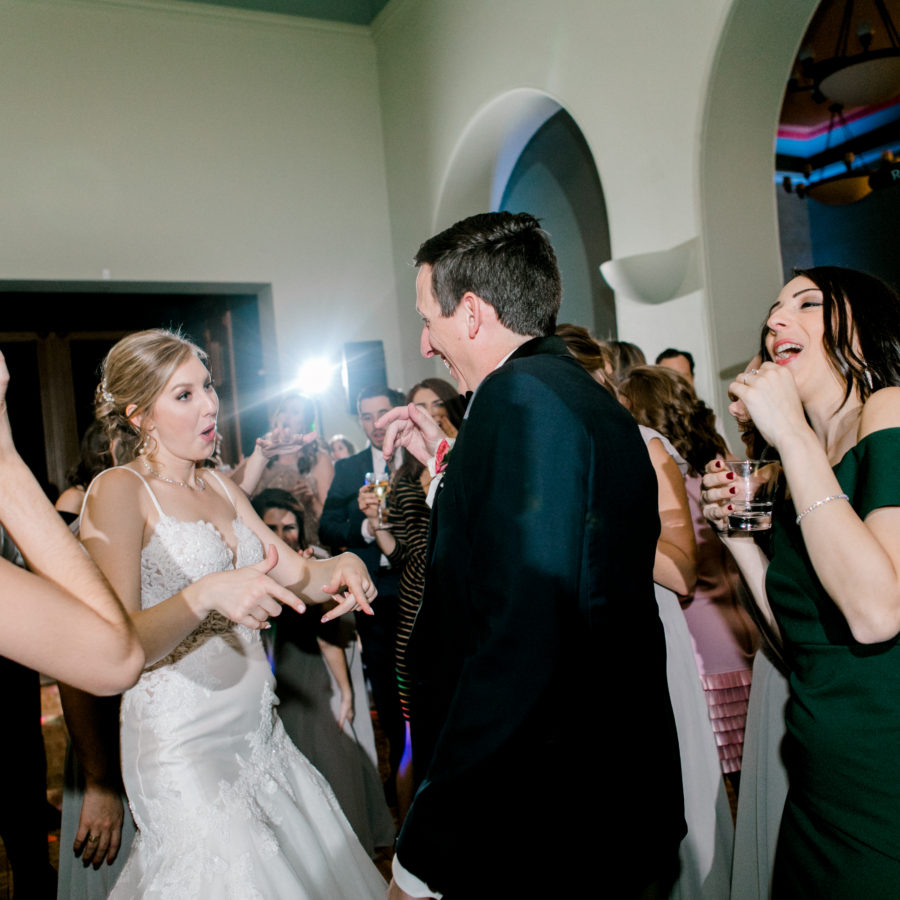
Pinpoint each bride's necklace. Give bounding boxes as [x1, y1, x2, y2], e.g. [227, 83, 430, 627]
[141, 457, 206, 492]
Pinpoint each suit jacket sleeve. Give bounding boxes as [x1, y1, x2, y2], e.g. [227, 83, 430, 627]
[396, 366, 612, 889]
[318, 455, 367, 551]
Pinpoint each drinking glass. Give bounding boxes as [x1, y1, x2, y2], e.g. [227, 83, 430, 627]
[364, 472, 392, 530]
[725, 459, 781, 532]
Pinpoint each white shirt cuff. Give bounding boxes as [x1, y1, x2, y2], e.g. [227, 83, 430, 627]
[425, 473, 442, 508]
[361, 519, 376, 543]
[392, 855, 442, 899]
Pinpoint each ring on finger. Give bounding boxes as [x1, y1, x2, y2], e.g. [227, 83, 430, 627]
[86, 834, 99, 843]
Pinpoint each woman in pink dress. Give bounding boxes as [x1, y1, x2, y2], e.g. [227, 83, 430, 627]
[619, 365, 760, 784]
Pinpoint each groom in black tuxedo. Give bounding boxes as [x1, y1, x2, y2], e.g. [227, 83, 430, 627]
[382, 212, 685, 899]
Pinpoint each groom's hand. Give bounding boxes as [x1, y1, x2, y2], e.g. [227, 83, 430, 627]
[378, 403, 444, 466]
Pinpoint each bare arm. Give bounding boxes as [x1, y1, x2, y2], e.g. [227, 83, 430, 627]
[58, 684, 125, 868]
[731, 368, 900, 643]
[647, 438, 697, 596]
[80, 470, 307, 665]
[701, 458, 780, 639]
[0, 356, 143, 694]
[227, 482, 377, 623]
[317, 637, 354, 729]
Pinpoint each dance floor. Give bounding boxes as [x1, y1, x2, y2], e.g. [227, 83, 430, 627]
[0, 682, 394, 898]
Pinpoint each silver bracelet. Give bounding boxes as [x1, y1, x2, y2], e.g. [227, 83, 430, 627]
[795, 493, 849, 524]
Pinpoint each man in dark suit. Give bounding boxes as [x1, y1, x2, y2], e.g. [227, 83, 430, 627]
[319, 385, 406, 794]
[381, 212, 685, 899]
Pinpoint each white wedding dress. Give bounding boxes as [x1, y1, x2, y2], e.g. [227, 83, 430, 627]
[104, 468, 386, 899]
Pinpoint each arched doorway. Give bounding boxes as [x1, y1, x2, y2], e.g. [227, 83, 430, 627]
[433, 89, 613, 336]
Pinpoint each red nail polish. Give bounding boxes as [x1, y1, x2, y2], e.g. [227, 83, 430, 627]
[727, 505, 734, 511]
[729, 486, 737, 494]
[726, 472, 734, 480]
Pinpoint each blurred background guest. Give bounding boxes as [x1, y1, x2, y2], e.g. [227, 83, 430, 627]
[252, 488, 394, 856]
[357, 377, 463, 818]
[328, 434, 356, 461]
[619, 365, 759, 787]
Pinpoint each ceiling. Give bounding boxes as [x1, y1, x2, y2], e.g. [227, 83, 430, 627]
[178, 0, 391, 26]
[777, 0, 900, 181]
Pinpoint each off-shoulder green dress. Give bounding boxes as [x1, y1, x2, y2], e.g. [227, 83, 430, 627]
[768, 427, 900, 897]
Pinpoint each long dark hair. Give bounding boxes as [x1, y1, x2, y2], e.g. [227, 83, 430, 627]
[618, 366, 727, 476]
[394, 378, 464, 484]
[761, 267, 900, 406]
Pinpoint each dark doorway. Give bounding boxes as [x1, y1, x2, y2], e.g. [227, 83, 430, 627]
[0, 282, 273, 496]
[500, 109, 615, 336]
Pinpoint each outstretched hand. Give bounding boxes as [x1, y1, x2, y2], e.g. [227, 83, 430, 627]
[203, 544, 305, 629]
[256, 426, 316, 460]
[319, 552, 377, 623]
[378, 403, 446, 465]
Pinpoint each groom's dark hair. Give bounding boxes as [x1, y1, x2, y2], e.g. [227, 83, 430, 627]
[414, 211, 561, 338]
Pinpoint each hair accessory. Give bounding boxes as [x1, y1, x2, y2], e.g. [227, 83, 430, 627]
[141, 457, 206, 491]
[795, 493, 849, 524]
[100, 380, 115, 404]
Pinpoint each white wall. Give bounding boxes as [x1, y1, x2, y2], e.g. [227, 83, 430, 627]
[0, 0, 397, 440]
[373, 0, 733, 405]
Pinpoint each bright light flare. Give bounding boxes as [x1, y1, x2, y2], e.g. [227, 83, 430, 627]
[295, 357, 335, 395]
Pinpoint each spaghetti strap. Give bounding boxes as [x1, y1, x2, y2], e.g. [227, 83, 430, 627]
[84, 466, 166, 518]
[206, 469, 237, 511]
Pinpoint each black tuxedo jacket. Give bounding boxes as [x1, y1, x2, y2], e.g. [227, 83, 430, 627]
[318, 446, 383, 577]
[396, 336, 685, 897]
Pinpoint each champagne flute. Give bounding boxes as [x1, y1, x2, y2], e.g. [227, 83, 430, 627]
[364, 472, 392, 530]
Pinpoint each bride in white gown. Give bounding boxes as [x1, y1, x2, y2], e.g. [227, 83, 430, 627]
[79, 329, 386, 899]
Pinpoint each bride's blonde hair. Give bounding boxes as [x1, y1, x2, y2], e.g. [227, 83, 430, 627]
[95, 329, 207, 462]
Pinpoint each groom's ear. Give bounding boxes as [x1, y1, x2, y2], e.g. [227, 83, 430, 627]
[461, 293, 485, 339]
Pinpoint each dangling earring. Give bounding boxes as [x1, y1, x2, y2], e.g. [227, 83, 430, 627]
[864, 368, 874, 391]
[138, 432, 151, 455]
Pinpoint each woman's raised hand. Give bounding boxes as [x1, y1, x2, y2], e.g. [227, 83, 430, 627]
[701, 458, 735, 532]
[256, 426, 314, 460]
[195, 544, 305, 629]
[728, 361, 807, 450]
[357, 484, 380, 524]
[320, 552, 377, 623]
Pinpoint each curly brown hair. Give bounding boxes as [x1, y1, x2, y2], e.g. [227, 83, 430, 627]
[617, 366, 727, 475]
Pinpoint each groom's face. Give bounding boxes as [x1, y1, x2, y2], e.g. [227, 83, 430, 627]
[416, 265, 468, 390]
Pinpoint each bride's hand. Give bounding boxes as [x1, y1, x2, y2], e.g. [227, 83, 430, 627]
[319, 552, 377, 623]
[193, 545, 305, 629]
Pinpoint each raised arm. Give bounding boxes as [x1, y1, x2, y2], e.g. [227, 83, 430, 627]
[0, 355, 143, 694]
[227, 482, 376, 623]
[725, 362, 900, 642]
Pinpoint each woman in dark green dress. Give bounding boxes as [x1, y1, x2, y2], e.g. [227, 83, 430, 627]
[702, 267, 900, 898]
